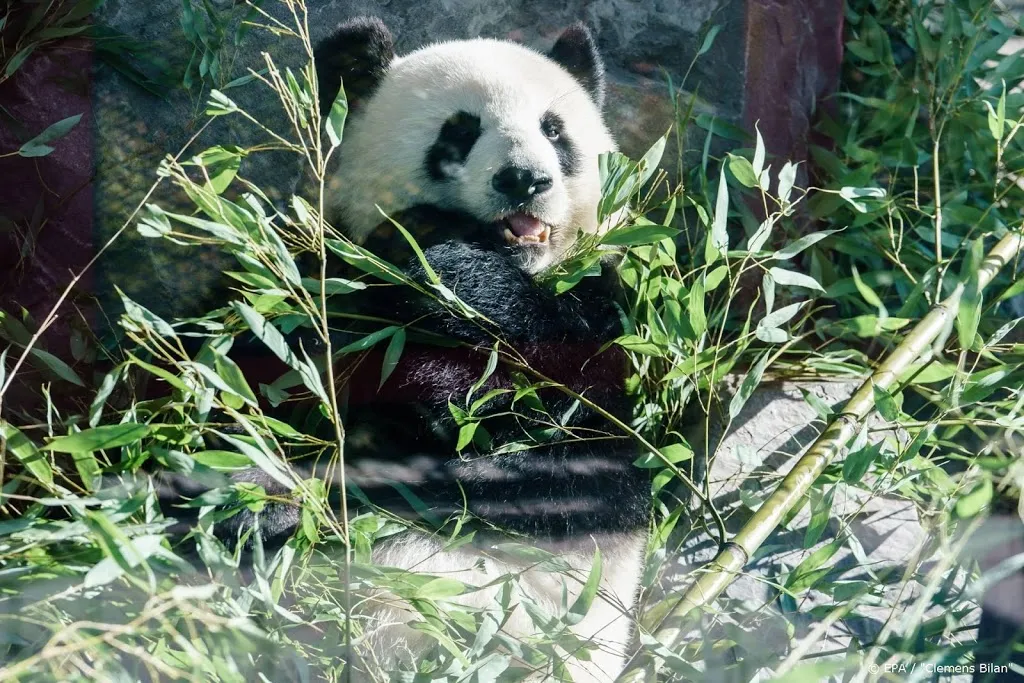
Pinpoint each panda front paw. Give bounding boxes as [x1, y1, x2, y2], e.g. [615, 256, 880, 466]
[418, 241, 522, 283]
[216, 468, 302, 549]
[411, 241, 619, 343]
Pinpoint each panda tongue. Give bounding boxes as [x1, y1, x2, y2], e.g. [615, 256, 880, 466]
[507, 213, 545, 238]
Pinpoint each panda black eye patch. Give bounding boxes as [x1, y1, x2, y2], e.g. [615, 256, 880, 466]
[425, 111, 482, 181]
[541, 112, 582, 177]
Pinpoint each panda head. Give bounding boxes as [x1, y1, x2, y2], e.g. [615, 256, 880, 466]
[316, 17, 618, 274]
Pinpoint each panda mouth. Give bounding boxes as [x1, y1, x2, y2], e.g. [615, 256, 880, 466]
[499, 212, 551, 246]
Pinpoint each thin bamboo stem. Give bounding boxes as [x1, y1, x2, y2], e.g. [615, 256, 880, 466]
[617, 228, 1024, 681]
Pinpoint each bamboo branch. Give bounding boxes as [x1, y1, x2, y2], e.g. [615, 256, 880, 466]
[617, 228, 1024, 681]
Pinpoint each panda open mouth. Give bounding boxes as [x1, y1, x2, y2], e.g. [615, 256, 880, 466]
[498, 212, 551, 246]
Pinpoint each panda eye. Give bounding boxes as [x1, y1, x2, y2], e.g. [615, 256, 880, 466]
[542, 120, 561, 141]
[446, 111, 481, 139]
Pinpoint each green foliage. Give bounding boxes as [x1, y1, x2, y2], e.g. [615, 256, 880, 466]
[0, 0, 1022, 681]
[811, 0, 1024, 513]
[16, 114, 82, 158]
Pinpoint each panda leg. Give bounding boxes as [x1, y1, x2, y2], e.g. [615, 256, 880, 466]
[519, 531, 646, 682]
[350, 529, 646, 681]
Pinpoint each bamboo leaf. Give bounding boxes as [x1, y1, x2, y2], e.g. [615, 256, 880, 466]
[706, 164, 730, 264]
[337, 326, 399, 355]
[637, 133, 667, 188]
[752, 125, 766, 178]
[325, 82, 349, 148]
[71, 450, 102, 492]
[456, 423, 477, 452]
[189, 145, 243, 194]
[4, 46, 36, 80]
[191, 450, 252, 470]
[756, 326, 788, 344]
[757, 301, 805, 334]
[301, 277, 366, 295]
[852, 265, 887, 318]
[297, 344, 330, 407]
[747, 217, 775, 253]
[1, 420, 53, 485]
[136, 204, 170, 238]
[468, 345, 500, 400]
[600, 223, 679, 246]
[379, 327, 406, 388]
[127, 352, 192, 394]
[206, 89, 239, 116]
[772, 230, 841, 261]
[985, 83, 1007, 141]
[45, 424, 151, 453]
[89, 365, 124, 427]
[777, 161, 798, 206]
[762, 271, 776, 315]
[956, 238, 985, 350]
[705, 265, 729, 292]
[301, 505, 319, 543]
[955, 478, 993, 518]
[19, 114, 82, 158]
[379, 209, 441, 285]
[230, 302, 294, 364]
[800, 388, 834, 420]
[871, 384, 900, 421]
[727, 153, 759, 188]
[633, 443, 693, 468]
[415, 577, 467, 600]
[120, 290, 178, 338]
[566, 547, 602, 626]
[768, 267, 825, 292]
[214, 431, 295, 490]
[688, 278, 707, 338]
[839, 186, 885, 213]
[636, 631, 704, 677]
[697, 25, 721, 56]
[260, 220, 302, 286]
[213, 351, 259, 406]
[230, 302, 328, 404]
[985, 100, 1002, 141]
[29, 347, 85, 387]
[729, 353, 769, 419]
[617, 334, 664, 357]
[803, 485, 835, 547]
[842, 441, 883, 484]
[84, 534, 166, 589]
[785, 537, 843, 593]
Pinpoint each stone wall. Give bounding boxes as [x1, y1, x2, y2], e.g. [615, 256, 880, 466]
[0, 0, 844, 395]
[69, 0, 751, 324]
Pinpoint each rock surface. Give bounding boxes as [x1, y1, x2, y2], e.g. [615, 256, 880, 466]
[651, 379, 979, 680]
[85, 0, 747, 323]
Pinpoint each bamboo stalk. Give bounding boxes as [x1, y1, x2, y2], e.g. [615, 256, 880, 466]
[617, 228, 1024, 681]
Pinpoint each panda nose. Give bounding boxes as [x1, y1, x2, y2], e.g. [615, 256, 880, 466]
[491, 167, 552, 202]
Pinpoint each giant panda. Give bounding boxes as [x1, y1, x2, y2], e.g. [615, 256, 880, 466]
[212, 17, 652, 682]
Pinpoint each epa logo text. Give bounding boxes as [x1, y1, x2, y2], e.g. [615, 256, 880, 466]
[881, 663, 1009, 675]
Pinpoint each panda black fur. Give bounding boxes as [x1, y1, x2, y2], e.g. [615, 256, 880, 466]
[210, 17, 650, 681]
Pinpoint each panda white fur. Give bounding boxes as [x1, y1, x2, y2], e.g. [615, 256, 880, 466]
[318, 17, 620, 274]
[216, 17, 651, 682]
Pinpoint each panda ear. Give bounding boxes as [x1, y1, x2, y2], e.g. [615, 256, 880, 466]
[548, 22, 606, 109]
[315, 16, 395, 115]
